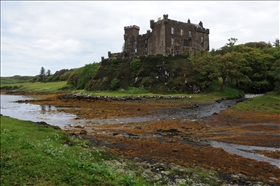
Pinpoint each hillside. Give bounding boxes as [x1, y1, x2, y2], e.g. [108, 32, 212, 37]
[91, 55, 199, 93]
[1, 75, 34, 84]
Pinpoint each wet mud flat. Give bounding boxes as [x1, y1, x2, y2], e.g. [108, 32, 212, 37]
[7, 93, 280, 185]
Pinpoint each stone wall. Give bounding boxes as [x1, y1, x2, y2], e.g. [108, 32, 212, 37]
[107, 14, 210, 59]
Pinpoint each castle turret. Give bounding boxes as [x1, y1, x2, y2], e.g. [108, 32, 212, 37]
[163, 14, 168, 24]
[124, 25, 140, 39]
[150, 20, 154, 29]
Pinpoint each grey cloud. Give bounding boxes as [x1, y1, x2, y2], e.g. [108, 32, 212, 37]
[1, 1, 279, 76]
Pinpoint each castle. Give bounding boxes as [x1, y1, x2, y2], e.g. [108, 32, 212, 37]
[104, 14, 210, 59]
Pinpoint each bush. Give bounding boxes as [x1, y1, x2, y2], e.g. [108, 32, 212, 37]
[110, 78, 120, 90]
[130, 58, 142, 78]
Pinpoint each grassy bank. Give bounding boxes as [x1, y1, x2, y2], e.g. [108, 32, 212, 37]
[1, 116, 224, 186]
[0, 81, 67, 92]
[0, 116, 148, 186]
[232, 92, 280, 114]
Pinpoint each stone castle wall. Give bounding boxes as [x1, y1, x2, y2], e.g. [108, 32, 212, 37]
[103, 14, 210, 60]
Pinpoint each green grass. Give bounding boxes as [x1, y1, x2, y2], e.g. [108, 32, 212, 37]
[1, 81, 68, 92]
[1, 81, 245, 104]
[73, 85, 245, 104]
[0, 116, 148, 186]
[232, 92, 280, 114]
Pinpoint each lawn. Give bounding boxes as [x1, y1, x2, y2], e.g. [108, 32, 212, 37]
[0, 116, 148, 186]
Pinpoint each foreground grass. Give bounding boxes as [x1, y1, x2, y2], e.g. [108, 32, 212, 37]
[1, 116, 223, 186]
[232, 92, 280, 114]
[0, 116, 148, 186]
[1, 81, 67, 92]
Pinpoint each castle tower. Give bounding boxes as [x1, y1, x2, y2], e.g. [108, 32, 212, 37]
[124, 25, 140, 40]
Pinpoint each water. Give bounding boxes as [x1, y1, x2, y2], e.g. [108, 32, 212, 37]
[0, 95, 77, 128]
[1, 94, 279, 168]
[207, 141, 280, 168]
[81, 98, 243, 125]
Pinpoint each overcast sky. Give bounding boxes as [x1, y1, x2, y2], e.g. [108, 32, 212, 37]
[1, 1, 279, 77]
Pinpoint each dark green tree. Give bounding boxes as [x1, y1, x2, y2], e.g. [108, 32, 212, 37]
[46, 69, 51, 77]
[110, 78, 120, 90]
[39, 67, 46, 82]
[192, 51, 219, 90]
[273, 39, 279, 47]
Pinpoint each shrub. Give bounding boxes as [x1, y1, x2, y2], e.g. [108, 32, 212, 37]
[130, 58, 142, 78]
[110, 78, 120, 90]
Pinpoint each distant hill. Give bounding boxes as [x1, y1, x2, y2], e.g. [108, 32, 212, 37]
[1, 75, 34, 84]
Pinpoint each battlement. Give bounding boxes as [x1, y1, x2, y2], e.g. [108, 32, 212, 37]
[108, 14, 210, 60]
[124, 25, 140, 30]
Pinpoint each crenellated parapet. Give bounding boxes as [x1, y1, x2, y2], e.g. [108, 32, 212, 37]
[124, 25, 140, 38]
[106, 14, 210, 61]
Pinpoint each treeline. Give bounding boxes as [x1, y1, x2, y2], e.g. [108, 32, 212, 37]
[192, 38, 280, 93]
[31, 67, 75, 83]
[22, 38, 280, 94]
[79, 38, 279, 94]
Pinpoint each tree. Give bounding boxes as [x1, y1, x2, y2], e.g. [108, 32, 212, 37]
[46, 69, 51, 77]
[39, 67, 46, 82]
[110, 78, 120, 90]
[226, 38, 238, 48]
[130, 58, 142, 79]
[273, 39, 279, 47]
[67, 63, 100, 90]
[192, 51, 219, 90]
[214, 51, 252, 90]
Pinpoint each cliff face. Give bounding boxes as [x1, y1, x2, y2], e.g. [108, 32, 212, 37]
[91, 55, 200, 93]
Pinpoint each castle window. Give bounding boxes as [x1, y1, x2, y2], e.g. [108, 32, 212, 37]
[201, 36, 204, 42]
[189, 30, 192, 37]
[181, 39, 184, 46]
[135, 48, 137, 53]
[171, 38, 174, 45]
[171, 27, 174, 34]
[180, 29, 183, 36]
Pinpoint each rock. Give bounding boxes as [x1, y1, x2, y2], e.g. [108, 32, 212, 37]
[74, 125, 84, 128]
[269, 177, 278, 181]
[153, 174, 162, 181]
[79, 130, 87, 135]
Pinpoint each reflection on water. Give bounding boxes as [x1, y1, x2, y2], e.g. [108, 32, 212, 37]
[1, 95, 77, 128]
[40, 105, 57, 113]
